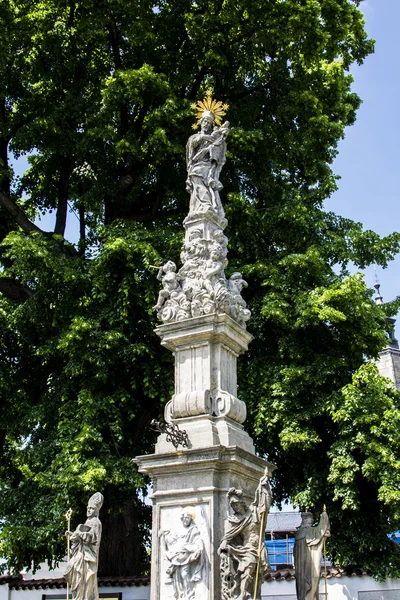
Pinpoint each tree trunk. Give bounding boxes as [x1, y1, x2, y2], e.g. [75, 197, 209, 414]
[98, 486, 150, 576]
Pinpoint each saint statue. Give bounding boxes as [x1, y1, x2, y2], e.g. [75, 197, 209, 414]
[186, 92, 230, 218]
[219, 472, 272, 600]
[159, 507, 205, 600]
[64, 492, 104, 600]
[293, 510, 330, 600]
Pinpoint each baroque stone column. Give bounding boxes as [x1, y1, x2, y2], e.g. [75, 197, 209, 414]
[134, 93, 274, 600]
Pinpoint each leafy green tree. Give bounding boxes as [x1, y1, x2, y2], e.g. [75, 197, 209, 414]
[1, 0, 400, 578]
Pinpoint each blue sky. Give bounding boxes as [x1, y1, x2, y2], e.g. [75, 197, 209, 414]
[326, 0, 400, 319]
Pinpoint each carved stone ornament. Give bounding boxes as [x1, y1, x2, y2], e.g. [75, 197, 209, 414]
[218, 471, 273, 600]
[150, 418, 189, 449]
[159, 507, 206, 600]
[154, 93, 251, 329]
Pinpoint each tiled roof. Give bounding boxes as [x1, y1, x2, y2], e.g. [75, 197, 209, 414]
[266, 512, 302, 533]
[325, 567, 371, 578]
[2, 568, 371, 590]
[0, 575, 22, 586]
[8, 575, 150, 590]
[264, 567, 371, 582]
[10, 578, 64, 591]
[99, 576, 150, 588]
[265, 569, 296, 582]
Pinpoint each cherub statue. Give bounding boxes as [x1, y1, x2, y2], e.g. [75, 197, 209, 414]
[153, 261, 180, 312]
[203, 246, 227, 303]
[180, 229, 207, 273]
[211, 228, 228, 261]
[228, 272, 251, 326]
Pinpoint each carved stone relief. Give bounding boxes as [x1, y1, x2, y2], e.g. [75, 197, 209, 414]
[159, 504, 210, 600]
[154, 221, 251, 328]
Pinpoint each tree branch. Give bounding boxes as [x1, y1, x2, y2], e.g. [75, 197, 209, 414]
[0, 277, 33, 301]
[54, 155, 72, 236]
[125, 205, 181, 223]
[104, 193, 114, 225]
[78, 202, 86, 255]
[0, 190, 43, 234]
[189, 66, 207, 101]
[7, 117, 31, 142]
[108, 17, 122, 70]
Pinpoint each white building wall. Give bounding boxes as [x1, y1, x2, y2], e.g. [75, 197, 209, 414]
[0, 583, 170, 600]
[0, 585, 9, 600]
[97, 584, 150, 600]
[1, 576, 399, 600]
[260, 576, 400, 600]
[0, 584, 150, 600]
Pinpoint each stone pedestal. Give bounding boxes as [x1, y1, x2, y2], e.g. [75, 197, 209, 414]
[134, 312, 273, 600]
[135, 446, 270, 600]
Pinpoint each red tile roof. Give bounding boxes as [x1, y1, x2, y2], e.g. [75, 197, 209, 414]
[7, 575, 150, 590]
[265, 567, 371, 581]
[0, 575, 22, 586]
[0, 567, 371, 590]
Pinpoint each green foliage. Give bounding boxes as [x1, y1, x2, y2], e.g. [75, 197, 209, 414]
[1, 0, 400, 579]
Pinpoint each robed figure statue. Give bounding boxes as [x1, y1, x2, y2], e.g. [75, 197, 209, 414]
[294, 511, 330, 600]
[186, 110, 229, 219]
[159, 507, 205, 600]
[65, 492, 104, 600]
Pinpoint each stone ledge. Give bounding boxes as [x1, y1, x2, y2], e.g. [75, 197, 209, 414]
[135, 444, 270, 472]
[155, 312, 253, 354]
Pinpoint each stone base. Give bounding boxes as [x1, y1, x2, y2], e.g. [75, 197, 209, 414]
[134, 446, 272, 600]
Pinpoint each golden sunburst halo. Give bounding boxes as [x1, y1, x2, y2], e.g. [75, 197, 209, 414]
[191, 90, 229, 129]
